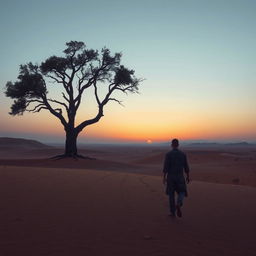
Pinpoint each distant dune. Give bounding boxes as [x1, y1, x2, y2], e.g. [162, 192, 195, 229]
[0, 137, 56, 159]
[0, 137, 52, 149]
[187, 141, 254, 147]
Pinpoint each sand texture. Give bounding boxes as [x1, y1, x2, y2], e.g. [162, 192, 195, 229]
[0, 143, 256, 255]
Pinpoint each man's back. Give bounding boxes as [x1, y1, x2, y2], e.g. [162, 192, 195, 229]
[163, 148, 189, 176]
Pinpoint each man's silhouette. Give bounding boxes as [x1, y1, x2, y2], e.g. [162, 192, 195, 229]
[163, 139, 190, 217]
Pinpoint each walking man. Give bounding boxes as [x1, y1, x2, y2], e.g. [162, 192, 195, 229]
[163, 139, 190, 217]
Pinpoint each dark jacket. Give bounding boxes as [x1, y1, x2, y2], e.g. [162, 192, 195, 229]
[163, 148, 190, 196]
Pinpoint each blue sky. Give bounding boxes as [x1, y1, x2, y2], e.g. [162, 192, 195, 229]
[0, 0, 255, 143]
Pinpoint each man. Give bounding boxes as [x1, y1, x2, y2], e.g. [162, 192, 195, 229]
[163, 138, 190, 217]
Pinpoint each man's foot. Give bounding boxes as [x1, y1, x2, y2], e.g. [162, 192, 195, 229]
[176, 205, 182, 218]
[168, 213, 176, 217]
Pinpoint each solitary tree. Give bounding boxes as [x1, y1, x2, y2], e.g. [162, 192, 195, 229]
[5, 41, 141, 157]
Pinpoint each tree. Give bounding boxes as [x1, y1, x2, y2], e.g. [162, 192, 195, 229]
[5, 41, 141, 157]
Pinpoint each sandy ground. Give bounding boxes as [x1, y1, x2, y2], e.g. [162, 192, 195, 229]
[0, 166, 255, 256]
[0, 144, 256, 255]
[1, 144, 256, 187]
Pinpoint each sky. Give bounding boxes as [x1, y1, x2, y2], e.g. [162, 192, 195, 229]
[0, 0, 255, 144]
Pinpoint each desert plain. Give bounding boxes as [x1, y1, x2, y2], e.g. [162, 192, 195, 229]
[0, 138, 256, 256]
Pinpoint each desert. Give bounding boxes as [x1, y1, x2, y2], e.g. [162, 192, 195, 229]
[0, 138, 256, 256]
[1, 1, 255, 255]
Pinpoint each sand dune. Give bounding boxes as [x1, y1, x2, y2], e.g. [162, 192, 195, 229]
[0, 137, 51, 149]
[0, 166, 255, 256]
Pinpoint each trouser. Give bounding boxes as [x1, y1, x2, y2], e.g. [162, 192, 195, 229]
[168, 191, 185, 215]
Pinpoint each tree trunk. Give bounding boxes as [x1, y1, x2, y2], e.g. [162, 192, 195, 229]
[65, 128, 78, 157]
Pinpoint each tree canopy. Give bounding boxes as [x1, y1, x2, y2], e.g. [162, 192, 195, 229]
[5, 41, 141, 157]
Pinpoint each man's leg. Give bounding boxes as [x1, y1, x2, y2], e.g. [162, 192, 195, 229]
[176, 192, 185, 217]
[177, 192, 185, 207]
[168, 189, 176, 216]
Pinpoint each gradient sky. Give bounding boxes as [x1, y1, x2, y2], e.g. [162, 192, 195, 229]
[0, 0, 255, 143]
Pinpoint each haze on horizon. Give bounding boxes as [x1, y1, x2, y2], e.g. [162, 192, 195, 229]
[0, 0, 255, 144]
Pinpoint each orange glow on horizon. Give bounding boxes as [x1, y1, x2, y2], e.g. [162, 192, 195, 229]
[2, 103, 256, 142]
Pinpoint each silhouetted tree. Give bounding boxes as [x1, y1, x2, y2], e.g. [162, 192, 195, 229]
[5, 41, 141, 157]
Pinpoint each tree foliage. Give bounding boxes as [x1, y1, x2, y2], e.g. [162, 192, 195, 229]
[6, 41, 140, 123]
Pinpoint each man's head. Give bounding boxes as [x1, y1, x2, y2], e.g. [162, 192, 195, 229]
[171, 138, 179, 148]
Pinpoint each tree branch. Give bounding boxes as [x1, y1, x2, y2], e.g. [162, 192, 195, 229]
[41, 94, 67, 127]
[115, 84, 138, 94]
[108, 82, 115, 92]
[108, 98, 124, 106]
[76, 105, 104, 133]
[47, 98, 69, 112]
[74, 62, 110, 111]
[74, 76, 94, 112]
[46, 75, 63, 84]
[50, 69, 70, 95]
[26, 103, 46, 113]
[26, 99, 44, 104]
[54, 108, 63, 115]
[75, 83, 117, 132]
[93, 81, 101, 105]
[62, 92, 69, 103]
[32, 106, 48, 113]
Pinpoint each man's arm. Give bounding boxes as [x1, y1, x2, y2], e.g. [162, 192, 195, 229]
[163, 154, 168, 184]
[163, 172, 167, 185]
[184, 154, 190, 184]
